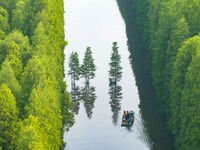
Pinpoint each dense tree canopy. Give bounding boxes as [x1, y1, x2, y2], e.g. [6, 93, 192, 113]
[0, 0, 73, 149]
[0, 84, 18, 149]
[0, 59, 21, 100]
[130, 0, 200, 149]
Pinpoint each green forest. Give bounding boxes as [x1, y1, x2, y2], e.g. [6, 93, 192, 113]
[131, 0, 200, 149]
[0, 0, 74, 149]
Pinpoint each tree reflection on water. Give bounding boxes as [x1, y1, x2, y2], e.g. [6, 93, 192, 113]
[70, 84, 96, 119]
[109, 84, 122, 125]
[70, 85, 81, 115]
[81, 85, 96, 119]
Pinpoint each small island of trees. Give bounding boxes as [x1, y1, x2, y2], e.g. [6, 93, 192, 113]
[68, 47, 96, 86]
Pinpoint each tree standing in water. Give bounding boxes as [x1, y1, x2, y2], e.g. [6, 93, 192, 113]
[109, 42, 122, 85]
[80, 47, 96, 85]
[68, 51, 80, 86]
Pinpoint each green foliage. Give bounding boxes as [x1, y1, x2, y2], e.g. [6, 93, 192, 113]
[0, 59, 21, 100]
[20, 56, 46, 113]
[0, 30, 6, 40]
[1, 30, 31, 67]
[11, 0, 26, 32]
[163, 16, 190, 117]
[68, 51, 80, 84]
[5, 41, 23, 81]
[185, 0, 200, 36]
[25, 79, 62, 149]
[0, 84, 18, 149]
[14, 115, 44, 150]
[61, 84, 74, 131]
[0, 0, 73, 149]
[130, 0, 200, 149]
[177, 51, 200, 150]
[80, 47, 96, 84]
[169, 36, 200, 148]
[109, 42, 122, 84]
[0, 7, 10, 34]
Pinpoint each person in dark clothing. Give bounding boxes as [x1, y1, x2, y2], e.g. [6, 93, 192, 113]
[126, 112, 130, 120]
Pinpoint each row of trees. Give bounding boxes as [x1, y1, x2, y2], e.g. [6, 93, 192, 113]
[68, 47, 96, 86]
[130, 0, 200, 149]
[0, 0, 73, 149]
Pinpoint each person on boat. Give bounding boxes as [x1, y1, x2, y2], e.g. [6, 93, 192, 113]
[126, 111, 130, 120]
[130, 116, 134, 123]
[123, 111, 126, 120]
[128, 117, 131, 124]
[124, 110, 127, 115]
[130, 112, 133, 117]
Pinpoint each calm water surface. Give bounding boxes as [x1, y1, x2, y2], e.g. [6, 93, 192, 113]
[63, 0, 174, 150]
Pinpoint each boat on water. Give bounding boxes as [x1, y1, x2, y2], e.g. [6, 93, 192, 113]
[121, 110, 135, 126]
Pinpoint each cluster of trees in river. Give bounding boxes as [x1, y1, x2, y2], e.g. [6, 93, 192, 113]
[68, 42, 123, 124]
[0, 0, 74, 149]
[68, 47, 97, 119]
[130, 0, 200, 149]
[68, 47, 96, 86]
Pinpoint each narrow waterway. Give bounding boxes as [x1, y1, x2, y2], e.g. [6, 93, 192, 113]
[63, 0, 174, 150]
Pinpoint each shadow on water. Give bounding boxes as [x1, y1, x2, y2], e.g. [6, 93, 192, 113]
[116, 0, 174, 150]
[109, 84, 122, 125]
[70, 84, 97, 119]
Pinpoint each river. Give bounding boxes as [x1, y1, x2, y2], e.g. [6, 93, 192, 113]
[63, 0, 174, 150]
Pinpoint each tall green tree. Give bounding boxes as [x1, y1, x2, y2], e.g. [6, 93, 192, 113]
[151, 1, 176, 114]
[5, 41, 23, 81]
[169, 36, 200, 146]
[14, 115, 44, 150]
[178, 51, 200, 150]
[80, 47, 96, 85]
[0, 59, 21, 100]
[31, 21, 49, 56]
[20, 56, 46, 115]
[25, 78, 62, 149]
[109, 42, 122, 85]
[68, 51, 80, 86]
[1, 30, 31, 67]
[0, 7, 10, 34]
[11, 0, 26, 32]
[163, 16, 189, 117]
[0, 84, 18, 149]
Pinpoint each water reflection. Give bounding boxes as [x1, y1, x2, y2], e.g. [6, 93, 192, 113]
[80, 85, 97, 119]
[70, 83, 97, 119]
[70, 85, 81, 115]
[109, 85, 122, 125]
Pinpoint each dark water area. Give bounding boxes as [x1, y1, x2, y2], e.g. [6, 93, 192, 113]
[63, 0, 174, 149]
[117, 0, 174, 149]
